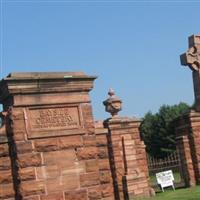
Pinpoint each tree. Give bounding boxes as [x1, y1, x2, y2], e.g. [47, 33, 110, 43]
[140, 102, 190, 158]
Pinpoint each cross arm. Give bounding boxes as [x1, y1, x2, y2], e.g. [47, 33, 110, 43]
[180, 35, 200, 71]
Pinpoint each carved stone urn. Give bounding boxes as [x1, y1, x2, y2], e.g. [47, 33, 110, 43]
[103, 88, 122, 117]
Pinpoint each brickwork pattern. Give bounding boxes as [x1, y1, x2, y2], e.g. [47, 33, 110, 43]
[0, 72, 153, 200]
[4, 106, 114, 200]
[175, 110, 200, 186]
[0, 112, 15, 200]
[104, 117, 153, 199]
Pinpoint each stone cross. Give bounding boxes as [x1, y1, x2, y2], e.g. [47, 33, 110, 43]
[180, 35, 200, 111]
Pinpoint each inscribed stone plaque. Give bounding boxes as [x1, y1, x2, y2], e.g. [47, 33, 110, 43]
[25, 105, 84, 138]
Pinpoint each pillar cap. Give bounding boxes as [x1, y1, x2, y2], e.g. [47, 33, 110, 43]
[0, 72, 97, 104]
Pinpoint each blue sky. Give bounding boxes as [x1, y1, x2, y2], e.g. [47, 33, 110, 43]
[0, 0, 200, 120]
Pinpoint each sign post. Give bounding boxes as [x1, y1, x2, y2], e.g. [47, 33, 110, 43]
[156, 170, 175, 192]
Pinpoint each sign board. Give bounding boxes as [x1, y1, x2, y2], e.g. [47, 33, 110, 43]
[156, 170, 175, 192]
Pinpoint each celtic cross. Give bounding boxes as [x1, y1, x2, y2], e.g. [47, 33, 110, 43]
[180, 35, 200, 111]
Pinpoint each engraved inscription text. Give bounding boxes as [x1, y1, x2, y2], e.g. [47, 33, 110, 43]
[28, 106, 80, 131]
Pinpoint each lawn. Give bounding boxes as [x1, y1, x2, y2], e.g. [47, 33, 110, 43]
[135, 186, 200, 200]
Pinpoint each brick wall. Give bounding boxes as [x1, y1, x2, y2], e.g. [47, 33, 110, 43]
[95, 121, 115, 199]
[0, 72, 107, 200]
[6, 105, 113, 200]
[0, 72, 154, 200]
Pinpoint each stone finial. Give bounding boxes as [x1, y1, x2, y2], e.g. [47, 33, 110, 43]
[180, 35, 200, 71]
[103, 88, 122, 117]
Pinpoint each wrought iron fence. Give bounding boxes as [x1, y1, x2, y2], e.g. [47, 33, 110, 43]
[147, 149, 185, 189]
[147, 150, 181, 174]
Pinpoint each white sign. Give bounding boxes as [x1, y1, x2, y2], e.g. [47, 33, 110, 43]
[156, 170, 175, 192]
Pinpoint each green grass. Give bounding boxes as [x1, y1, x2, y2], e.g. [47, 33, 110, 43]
[135, 186, 200, 200]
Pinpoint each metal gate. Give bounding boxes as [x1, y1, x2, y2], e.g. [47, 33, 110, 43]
[147, 149, 185, 191]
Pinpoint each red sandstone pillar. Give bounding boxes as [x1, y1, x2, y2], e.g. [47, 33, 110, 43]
[0, 111, 15, 200]
[175, 111, 200, 186]
[0, 72, 115, 200]
[103, 89, 154, 200]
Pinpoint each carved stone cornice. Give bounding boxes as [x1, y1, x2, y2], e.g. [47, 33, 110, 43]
[0, 72, 97, 105]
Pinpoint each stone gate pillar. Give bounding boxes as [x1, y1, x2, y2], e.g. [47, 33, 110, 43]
[0, 72, 114, 200]
[175, 112, 199, 186]
[175, 35, 200, 186]
[0, 110, 15, 200]
[103, 89, 154, 200]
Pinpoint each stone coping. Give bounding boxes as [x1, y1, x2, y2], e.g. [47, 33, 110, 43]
[0, 72, 97, 103]
[4, 72, 97, 80]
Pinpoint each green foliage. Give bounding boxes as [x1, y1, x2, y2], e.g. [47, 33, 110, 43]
[140, 102, 190, 158]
